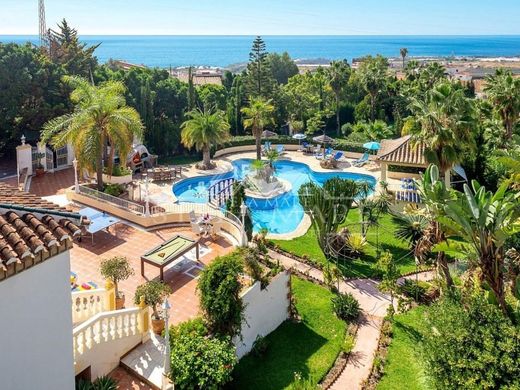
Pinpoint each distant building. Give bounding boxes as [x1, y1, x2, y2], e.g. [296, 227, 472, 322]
[110, 60, 146, 71]
[175, 69, 223, 86]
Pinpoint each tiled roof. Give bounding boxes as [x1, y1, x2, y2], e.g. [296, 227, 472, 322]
[0, 183, 81, 282]
[0, 182, 68, 211]
[377, 135, 427, 166]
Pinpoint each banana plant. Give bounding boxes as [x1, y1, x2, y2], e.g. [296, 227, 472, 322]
[415, 165, 457, 288]
[434, 179, 520, 313]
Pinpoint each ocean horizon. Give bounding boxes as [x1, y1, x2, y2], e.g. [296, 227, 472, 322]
[2, 35, 520, 68]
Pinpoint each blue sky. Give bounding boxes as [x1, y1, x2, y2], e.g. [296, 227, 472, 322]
[2, 0, 519, 35]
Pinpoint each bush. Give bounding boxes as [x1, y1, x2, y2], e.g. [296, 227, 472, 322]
[168, 317, 208, 348]
[332, 292, 361, 322]
[76, 376, 117, 390]
[345, 233, 367, 257]
[197, 253, 244, 337]
[388, 164, 425, 174]
[103, 164, 132, 177]
[170, 333, 237, 390]
[342, 333, 356, 354]
[103, 183, 124, 197]
[424, 295, 520, 389]
[134, 280, 172, 319]
[399, 279, 430, 303]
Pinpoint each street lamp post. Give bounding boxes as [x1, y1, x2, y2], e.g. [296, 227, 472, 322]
[72, 158, 79, 194]
[162, 299, 171, 390]
[144, 173, 150, 217]
[414, 256, 420, 302]
[240, 202, 247, 246]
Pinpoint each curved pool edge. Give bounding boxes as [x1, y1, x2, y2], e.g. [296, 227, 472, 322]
[265, 213, 312, 241]
[172, 157, 378, 236]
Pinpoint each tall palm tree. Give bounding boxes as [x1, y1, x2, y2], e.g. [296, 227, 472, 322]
[327, 60, 351, 135]
[181, 108, 231, 170]
[241, 97, 275, 160]
[42, 76, 143, 191]
[409, 82, 476, 187]
[400, 47, 408, 69]
[484, 69, 520, 142]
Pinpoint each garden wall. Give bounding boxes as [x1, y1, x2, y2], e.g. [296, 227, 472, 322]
[234, 271, 291, 358]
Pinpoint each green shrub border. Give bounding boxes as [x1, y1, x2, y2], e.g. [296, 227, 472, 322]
[213, 136, 366, 154]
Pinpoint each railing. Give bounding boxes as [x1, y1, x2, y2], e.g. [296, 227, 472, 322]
[73, 304, 149, 377]
[71, 285, 115, 325]
[208, 178, 236, 207]
[150, 201, 248, 246]
[78, 185, 145, 215]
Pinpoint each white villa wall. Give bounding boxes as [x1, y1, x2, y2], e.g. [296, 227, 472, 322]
[0, 253, 75, 390]
[234, 271, 290, 358]
[16, 143, 33, 176]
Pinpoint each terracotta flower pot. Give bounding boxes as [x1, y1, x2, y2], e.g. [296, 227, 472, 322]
[115, 294, 125, 310]
[152, 318, 165, 335]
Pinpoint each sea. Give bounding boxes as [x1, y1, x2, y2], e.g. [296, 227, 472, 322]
[1, 35, 520, 68]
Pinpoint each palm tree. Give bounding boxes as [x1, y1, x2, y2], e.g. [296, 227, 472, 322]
[437, 179, 520, 313]
[241, 98, 275, 160]
[392, 212, 428, 249]
[400, 48, 408, 69]
[181, 108, 231, 170]
[484, 69, 520, 142]
[42, 76, 143, 191]
[409, 82, 476, 187]
[327, 60, 351, 135]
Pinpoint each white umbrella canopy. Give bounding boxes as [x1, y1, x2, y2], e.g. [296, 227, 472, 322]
[292, 133, 306, 145]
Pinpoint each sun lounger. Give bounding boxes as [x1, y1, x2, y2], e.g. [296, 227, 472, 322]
[332, 151, 344, 161]
[353, 152, 369, 167]
[276, 145, 285, 154]
[262, 142, 271, 155]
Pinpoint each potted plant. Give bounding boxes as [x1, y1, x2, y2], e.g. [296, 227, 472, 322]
[35, 152, 46, 177]
[134, 280, 173, 334]
[100, 256, 135, 310]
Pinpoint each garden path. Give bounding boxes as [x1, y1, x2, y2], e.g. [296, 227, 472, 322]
[267, 250, 437, 390]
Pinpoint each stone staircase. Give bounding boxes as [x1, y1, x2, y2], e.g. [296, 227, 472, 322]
[120, 333, 169, 390]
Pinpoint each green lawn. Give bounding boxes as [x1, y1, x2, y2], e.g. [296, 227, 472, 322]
[377, 307, 433, 390]
[272, 209, 416, 279]
[230, 277, 346, 389]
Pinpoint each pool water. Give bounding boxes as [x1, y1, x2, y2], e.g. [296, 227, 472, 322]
[173, 159, 376, 234]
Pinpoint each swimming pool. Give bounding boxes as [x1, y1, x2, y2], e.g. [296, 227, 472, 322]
[173, 159, 376, 234]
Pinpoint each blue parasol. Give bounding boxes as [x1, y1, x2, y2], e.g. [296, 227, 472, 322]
[363, 141, 380, 151]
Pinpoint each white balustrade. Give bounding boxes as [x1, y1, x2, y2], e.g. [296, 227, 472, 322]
[71, 288, 109, 325]
[72, 307, 143, 363]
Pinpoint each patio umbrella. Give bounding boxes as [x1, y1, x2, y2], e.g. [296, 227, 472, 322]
[312, 134, 336, 158]
[363, 141, 380, 151]
[312, 134, 336, 144]
[363, 141, 380, 155]
[292, 133, 306, 145]
[262, 130, 278, 138]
